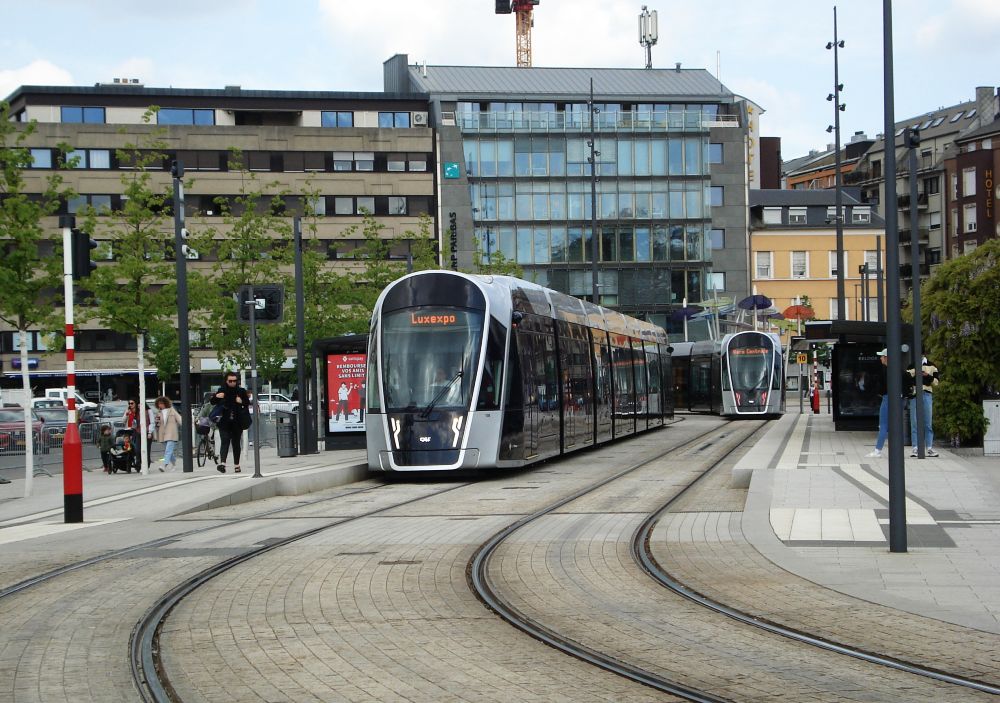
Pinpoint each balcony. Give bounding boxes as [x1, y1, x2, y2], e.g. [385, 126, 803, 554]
[898, 228, 930, 244]
[453, 110, 734, 134]
[899, 263, 930, 279]
[897, 192, 928, 209]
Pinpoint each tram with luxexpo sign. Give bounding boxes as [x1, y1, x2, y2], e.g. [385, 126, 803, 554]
[671, 330, 784, 417]
[365, 270, 673, 472]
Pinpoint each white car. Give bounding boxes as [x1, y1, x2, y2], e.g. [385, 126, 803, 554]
[253, 393, 298, 414]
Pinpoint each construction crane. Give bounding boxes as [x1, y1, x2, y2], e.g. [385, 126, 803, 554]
[495, 0, 540, 68]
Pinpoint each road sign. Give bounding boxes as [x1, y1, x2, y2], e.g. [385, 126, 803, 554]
[797, 352, 809, 364]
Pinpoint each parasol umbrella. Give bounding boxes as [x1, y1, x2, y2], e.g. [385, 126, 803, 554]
[670, 305, 703, 321]
[782, 304, 816, 320]
[737, 294, 773, 310]
[738, 293, 773, 330]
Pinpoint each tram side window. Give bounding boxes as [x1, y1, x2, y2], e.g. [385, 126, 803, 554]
[720, 353, 731, 390]
[478, 317, 506, 410]
[772, 345, 783, 389]
[633, 342, 648, 412]
[646, 350, 660, 413]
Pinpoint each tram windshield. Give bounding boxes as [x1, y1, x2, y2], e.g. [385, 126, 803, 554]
[727, 335, 774, 393]
[381, 307, 483, 412]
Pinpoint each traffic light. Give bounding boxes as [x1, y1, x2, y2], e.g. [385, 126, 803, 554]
[237, 284, 284, 323]
[906, 128, 921, 148]
[71, 229, 98, 280]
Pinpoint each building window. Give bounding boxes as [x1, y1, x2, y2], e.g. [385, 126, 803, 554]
[67, 194, 113, 214]
[29, 148, 52, 168]
[709, 186, 723, 207]
[157, 108, 215, 126]
[951, 208, 958, 237]
[331, 151, 374, 171]
[305, 196, 326, 216]
[709, 272, 726, 291]
[863, 250, 879, 271]
[357, 196, 375, 214]
[964, 203, 977, 232]
[962, 168, 976, 197]
[708, 228, 724, 250]
[755, 251, 773, 279]
[927, 248, 941, 265]
[923, 176, 939, 195]
[355, 152, 374, 171]
[791, 251, 808, 278]
[829, 299, 848, 320]
[334, 197, 354, 215]
[407, 153, 427, 171]
[387, 153, 406, 172]
[829, 250, 846, 277]
[320, 111, 354, 127]
[851, 207, 871, 224]
[66, 149, 111, 169]
[388, 196, 407, 215]
[788, 207, 807, 225]
[929, 211, 941, 230]
[707, 143, 723, 164]
[61, 106, 105, 124]
[762, 207, 782, 225]
[871, 160, 882, 179]
[378, 111, 411, 128]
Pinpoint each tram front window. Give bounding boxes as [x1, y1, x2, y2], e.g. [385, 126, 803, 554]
[728, 341, 774, 396]
[381, 307, 483, 412]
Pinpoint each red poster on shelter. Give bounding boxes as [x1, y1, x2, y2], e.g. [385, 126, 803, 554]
[326, 353, 367, 432]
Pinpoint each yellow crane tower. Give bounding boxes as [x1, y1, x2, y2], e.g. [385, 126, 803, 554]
[495, 0, 540, 68]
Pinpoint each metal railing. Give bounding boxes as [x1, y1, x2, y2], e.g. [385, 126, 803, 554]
[452, 110, 737, 133]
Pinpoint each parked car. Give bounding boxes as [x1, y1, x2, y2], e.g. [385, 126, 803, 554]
[0, 407, 47, 454]
[31, 396, 99, 423]
[254, 393, 298, 414]
[97, 401, 129, 431]
[35, 407, 69, 447]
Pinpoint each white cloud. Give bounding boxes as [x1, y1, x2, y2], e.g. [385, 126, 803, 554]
[0, 60, 74, 101]
[917, 0, 1000, 50]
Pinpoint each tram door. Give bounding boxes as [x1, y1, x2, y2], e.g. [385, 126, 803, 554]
[592, 331, 613, 443]
[611, 334, 635, 437]
[516, 316, 560, 460]
[557, 321, 594, 452]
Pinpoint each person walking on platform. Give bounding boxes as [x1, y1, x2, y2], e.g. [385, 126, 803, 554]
[866, 349, 891, 458]
[907, 356, 940, 458]
[211, 371, 250, 473]
[153, 396, 183, 471]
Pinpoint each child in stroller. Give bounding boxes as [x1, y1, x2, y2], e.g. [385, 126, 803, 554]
[109, 428, 136, 473]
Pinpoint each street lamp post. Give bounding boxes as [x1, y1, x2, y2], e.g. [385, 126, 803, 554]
[905, 128, 926, 459]
[827, 7, 847, 321]
[171, 161, 194, 473]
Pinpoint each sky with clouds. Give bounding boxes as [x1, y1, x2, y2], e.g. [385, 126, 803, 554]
[2, 0, 998, 157]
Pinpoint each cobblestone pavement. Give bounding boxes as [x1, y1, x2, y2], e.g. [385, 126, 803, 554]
[486, 421, 993, 702]
[157, 431, 699, 702]
[0, 427, 702, 703]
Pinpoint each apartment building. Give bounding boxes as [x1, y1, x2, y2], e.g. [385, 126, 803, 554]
[3, 84, 434, 396]
[749, 190, 886, 331]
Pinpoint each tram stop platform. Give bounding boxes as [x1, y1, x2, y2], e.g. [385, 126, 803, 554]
[734, 405, 1000, 634]
[0, 447, 368, 541]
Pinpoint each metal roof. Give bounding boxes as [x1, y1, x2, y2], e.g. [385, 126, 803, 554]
[404, 64, 733, 101]
[750, 189, 864, 207]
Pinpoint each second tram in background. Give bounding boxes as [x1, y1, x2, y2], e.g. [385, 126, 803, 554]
[365, 271, 673, 472]
[671, 331, 784, 417]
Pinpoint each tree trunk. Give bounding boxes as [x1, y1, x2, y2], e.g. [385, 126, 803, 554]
[20, 330, 34, 497]
[137, 333, 149, 475]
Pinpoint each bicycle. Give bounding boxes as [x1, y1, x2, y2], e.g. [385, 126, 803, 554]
[195, 424, 218, 468]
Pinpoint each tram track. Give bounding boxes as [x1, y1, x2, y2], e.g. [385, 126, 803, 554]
[631, 457, 1000, 698]
[468, 420, 752, 703]
[130, 479, 473, 702]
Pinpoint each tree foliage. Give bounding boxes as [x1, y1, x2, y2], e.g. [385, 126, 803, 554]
[0, 102, 67, 337]
[200, 149, 293, 379]
[918, 238, 1000, 443]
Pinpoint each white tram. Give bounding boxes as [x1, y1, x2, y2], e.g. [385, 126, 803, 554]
[366, 271, 673, 472]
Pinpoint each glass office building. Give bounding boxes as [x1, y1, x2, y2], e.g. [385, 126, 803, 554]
[384, 57, 752, 329]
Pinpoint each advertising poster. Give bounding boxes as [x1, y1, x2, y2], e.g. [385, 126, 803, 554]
[326, 353, 367, 433]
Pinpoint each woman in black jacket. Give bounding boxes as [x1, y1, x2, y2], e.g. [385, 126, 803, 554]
[211, 371, 250, 473]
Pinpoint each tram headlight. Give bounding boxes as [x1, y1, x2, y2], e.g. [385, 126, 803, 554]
[451, 416, 463, 448]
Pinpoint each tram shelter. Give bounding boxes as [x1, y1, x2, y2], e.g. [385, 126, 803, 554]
[804, 320, 913, 431]
[313, 334, 369, 450]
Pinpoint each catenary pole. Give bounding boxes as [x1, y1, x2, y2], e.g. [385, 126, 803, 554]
[906, 130, 926, 458]
[882, 0, 907, 552]
[61, 216, 82, 522]
[171, 161, 193, 472]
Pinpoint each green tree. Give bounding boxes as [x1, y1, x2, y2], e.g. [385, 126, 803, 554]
[81, 109, 194, 468]
[0, 102, 72, 494]
[471, 231, 523, 277]
[201, 150, 293, 380]
[919, 239, 1000, 444]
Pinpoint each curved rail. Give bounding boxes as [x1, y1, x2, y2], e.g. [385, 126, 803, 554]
[469, 421, 753, 702]
[130, 481, 471, 702]
[630, 453, 1000, 697]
